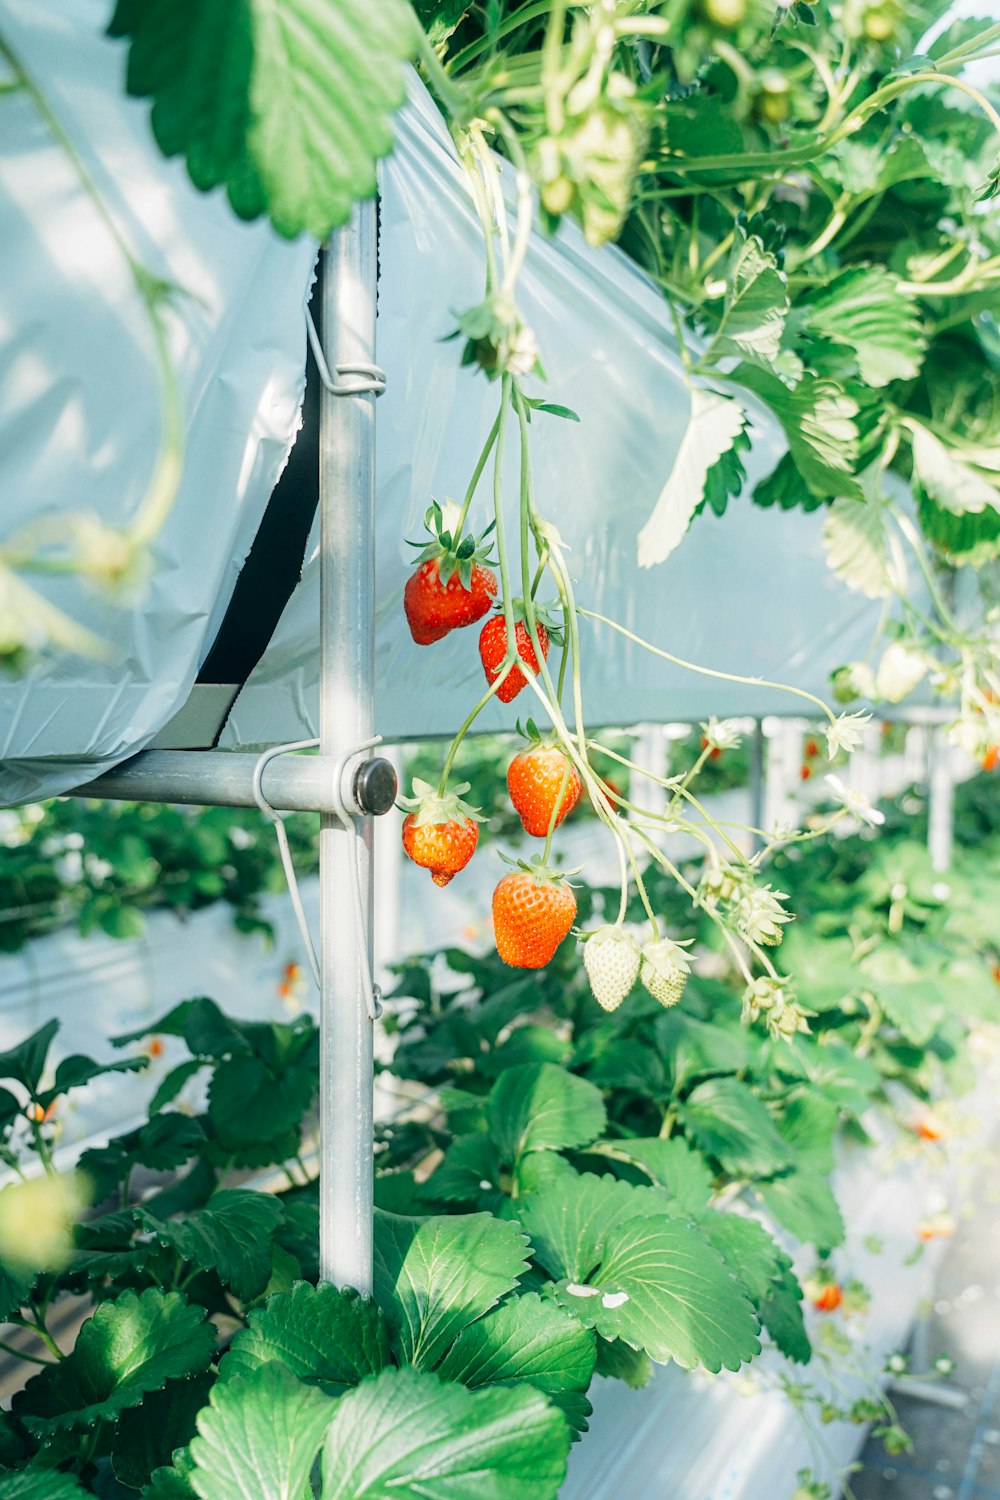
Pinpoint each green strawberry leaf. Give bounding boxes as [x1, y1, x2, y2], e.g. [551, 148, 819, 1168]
[696, 1212, 784, 1305]
[14, 1289, 215, 1433]
[208, 1054, 312, 1158]
[112, 1373, 215, 1489]
[822, 495, 893, 598]
[113, 998, 250, 1057]
[593, 1336, 653, 1388]
[188, 1362, 332, 1500]
[758, 1257, 811, 1364]
[908, 420, 1000, 516]
[320, 1366, 571, 1500]
[222, 1281, 391, 1392]
[582, 1137, 713, 1216]
[797, 268, 927, 387]
[735, 365, 863, 502]
[709, 230, 788, 363]
[756, 1171, 845, 1250]
[138, 1189, 283, 1302]
[0, 1261, 36, 1324]
[0, 1020, 59, 1093]
[679, 1077, 794, 1177]
[434, 1291, 596, 1419]
[0, 1472, 90, 1499]
[109, 0, 419, 239]
[554, 1214, 761, 1372]
[637, 390, 747, 565]
[516, 1172, 657, 1283]
[917, 492, 1000, 565]
[141, 1448, 199, 1500]
[418, 1133, 498, 1204]
[373, 1211, 530, 1368]
[487, 1063, 606, 1168]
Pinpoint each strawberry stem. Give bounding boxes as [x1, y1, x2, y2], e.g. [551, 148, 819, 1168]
[455, 409, 502, 540]
[437, 661, 515, 796]
[541, 756, 572, 863]
[577, 607, 839, 725]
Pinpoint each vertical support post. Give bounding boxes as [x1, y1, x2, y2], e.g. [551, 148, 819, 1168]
[748, 719, 765, 856]
[928, 728, 955, 874]
[318, 208, 378, 1291]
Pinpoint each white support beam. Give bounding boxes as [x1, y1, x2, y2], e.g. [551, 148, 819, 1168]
[317, 210, 380, 1294]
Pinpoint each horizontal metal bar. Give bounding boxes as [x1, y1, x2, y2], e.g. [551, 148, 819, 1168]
[70, 749, 343, 815]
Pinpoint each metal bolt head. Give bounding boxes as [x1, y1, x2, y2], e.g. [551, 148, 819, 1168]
[353, 757, 397, 816]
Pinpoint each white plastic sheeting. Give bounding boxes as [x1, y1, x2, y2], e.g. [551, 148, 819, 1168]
[0, 20, 887, 796]
[0, 0, 317, 804]
[221, 78, 884, 749]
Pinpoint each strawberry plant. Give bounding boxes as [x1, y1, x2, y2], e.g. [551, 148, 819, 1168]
[0, 799, 320, 953]
[1, 771, 995, 1491]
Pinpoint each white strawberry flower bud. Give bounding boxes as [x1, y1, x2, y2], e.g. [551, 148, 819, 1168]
[639, 937, 691, 1009]
[700, 716, 742, 752]
[698, 860, 748, 908]
[768, 1000, 811, 1040]
[875, 642, 928, 703]
[741, 974, 786, 1022]
[583, 926, 641, 1012]
[824, 775, 885, 828]
[736, 884, 792, 947]
[826, 711, 871, 758]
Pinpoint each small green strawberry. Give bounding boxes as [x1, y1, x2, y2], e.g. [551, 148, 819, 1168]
[583, 926, 640, 1012]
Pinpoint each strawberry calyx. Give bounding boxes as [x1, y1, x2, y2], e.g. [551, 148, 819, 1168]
[398, 777, 484, 828]
[488, 598, 565, 648]
[406, 501, 496, 592]
[497, 852, 579, 886]
[513, 716, 564, 752]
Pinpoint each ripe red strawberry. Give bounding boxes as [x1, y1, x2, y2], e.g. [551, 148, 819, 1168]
[479, 615, 550, 703]
[404, 502, 496, 646]
[400, 779, 483, 887]
[492, 863, 577, 968]
[507, 733, 582, 837]
[813, 1284, 842, 1313]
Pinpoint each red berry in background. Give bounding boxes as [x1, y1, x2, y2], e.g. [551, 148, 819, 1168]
[804, 738, 820, 759]
[813, 1284, 842, 1313]
[404, 557, 497, 645]
[399, 779, 483, 888]
[508, 740, 582, 837]
[983, 745, 999, 772]
[479, 615, 550, 703]
[800, 764, 812, 781]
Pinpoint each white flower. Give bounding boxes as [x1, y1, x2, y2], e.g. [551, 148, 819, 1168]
[875, 642, 928, 704]
[824, 775, 885, 828]
[826, 711, 871, 759]
[700, 716, 742, 752]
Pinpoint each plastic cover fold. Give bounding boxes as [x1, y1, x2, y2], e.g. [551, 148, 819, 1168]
[221, 78, 883, 749]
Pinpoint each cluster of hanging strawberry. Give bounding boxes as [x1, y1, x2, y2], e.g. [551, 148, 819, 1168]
[397, 504, 696, 1012]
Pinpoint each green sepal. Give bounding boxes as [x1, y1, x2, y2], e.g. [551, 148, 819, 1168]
[398, 780, 485, 827]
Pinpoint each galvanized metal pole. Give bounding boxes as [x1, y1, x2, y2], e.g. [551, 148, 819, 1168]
[927, 728, 955, 874]
[748, 719, 765, 856]
[319, 208, 378, 1292]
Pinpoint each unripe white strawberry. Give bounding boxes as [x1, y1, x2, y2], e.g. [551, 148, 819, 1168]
[875, 642, 927, 703]
[583, 926, 640, 1012]
[639, 938, 690, 1008]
